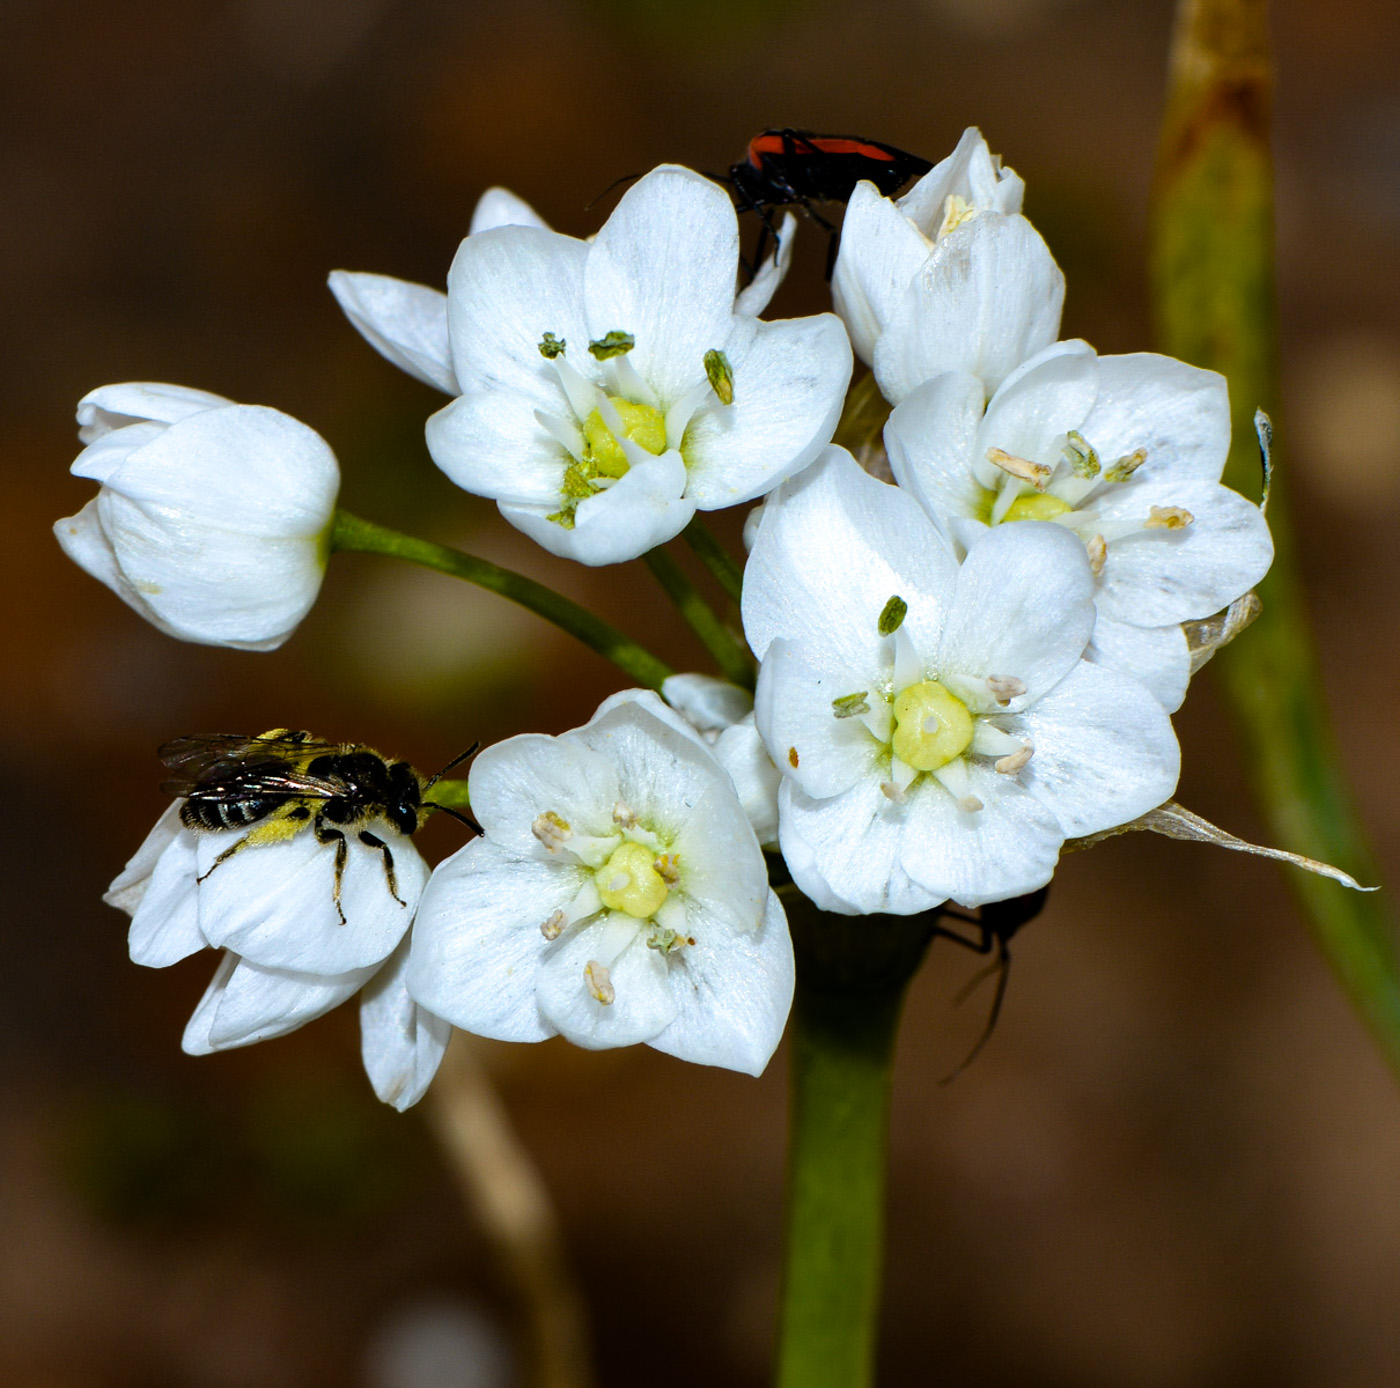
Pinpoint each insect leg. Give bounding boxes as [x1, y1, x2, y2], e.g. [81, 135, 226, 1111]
[939, 942, 1013, 1085]
[358, 830, 406, 908]
[313, 814, 349, 926]
[195, 804, 312, 883]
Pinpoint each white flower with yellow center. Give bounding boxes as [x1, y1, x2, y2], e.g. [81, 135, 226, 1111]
[423, 164, 852, 566]
[406, 692, 794, 1075]
[743, 449, 1180, 916]
[831, 127, 1061, 403]
[883, 341, 1275, 709]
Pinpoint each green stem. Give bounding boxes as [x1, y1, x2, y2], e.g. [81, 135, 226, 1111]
[681, 517, 745, 605]
[1151, 0, 1400, 1074]
[774, 898, 933, 1388]
[330, 510, 673, 691]
[641, 545, 755, 688]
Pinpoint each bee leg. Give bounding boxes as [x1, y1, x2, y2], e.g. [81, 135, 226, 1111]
[313, 815, 349, 926]
[196, 805, 312, 883]
[358, 830, 406, 908]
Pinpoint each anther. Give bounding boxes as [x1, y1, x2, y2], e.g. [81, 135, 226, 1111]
[537, 332, 566, 359]
[938, 193, 976, 239]
[703, 348, 735, 405]
[1105, 447, 1148, 482]
[585, 960, 615, 1005]
[1145, 505, 1194, 530]
[654, 853, 681, 887]
[588, 331, 634, 360]
[985, 675, 1026, 706]
[1087, 533, 1107, 575]
[832, 691, 871, 719]
[532, 810, 572, 851]
[612, 801, 638, 828]
[995, 742, 1034, 775]
[957, 794, 984, 813]
[540, 909, 566, 940]
[987, 447, 1052, 491]
[1063, 430, 1100, 478]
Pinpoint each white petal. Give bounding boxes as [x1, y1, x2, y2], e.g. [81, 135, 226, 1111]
[182, 953, 372, 1055]
[360, 934, 452, 1111]
[713, 715, 782, 846]
[406, 838, 564, 1042]
[195, 824, 424, 973]
[76, 382, 228, 442]
[536, 917, 678, 1048]
[71, 422, 166, 482]
[425, 388, 568, 506]
[105, 802, 184, 914]
[501, 450, 693, 566]
[742, 448, 958, 665]
[682, 311, 852, 508]
[777, 777, 945, 916]
[1087, 615, 1191, 713]
[661, 673, 754, 735]
[1008, 660, 1181, 837]
[470, 186, 550, 235]
[593, 685, 718, 751]
[896, 766, 1063, 907]
[468, 731, 621, 858]
[830, 181, 937, 364]
[1091, 478, 1274, 626]
[754, 638, 882, 800]
[734, 212, 797, 317]
[584, 166, 739, 405]
[977, 340, 1099, 463]
[937, 522, 1095, 704]
[872, 213, 1064, 403]
[445, 224, 590, 402]
[125, 818, 207, 968]
[896, 126, 1025, 232]
[648, 890, 794, 1075]
[884, 371, 988, 540]
[328, 271, 458, 394]
[1077, 354, 1231, 482]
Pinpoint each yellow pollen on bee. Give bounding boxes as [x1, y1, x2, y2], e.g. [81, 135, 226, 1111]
[594, 840, 670, 919]
[891, 680, 974, 772]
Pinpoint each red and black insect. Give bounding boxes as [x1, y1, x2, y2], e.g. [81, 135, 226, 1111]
[726, 129, 934, 277]
[931, 885, 1050, 1081]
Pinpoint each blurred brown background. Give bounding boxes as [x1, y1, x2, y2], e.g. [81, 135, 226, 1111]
[5, 0, 1400, 1384]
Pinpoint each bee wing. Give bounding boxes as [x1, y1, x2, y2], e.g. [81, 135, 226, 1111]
[157, 733, 343, 799]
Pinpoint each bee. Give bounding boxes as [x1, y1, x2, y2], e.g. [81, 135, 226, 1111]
[158, 729, 477, 924]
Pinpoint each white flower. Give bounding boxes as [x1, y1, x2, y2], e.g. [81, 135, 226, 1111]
[831, 128, 1061, 403]
[54, 383, 339, 650]
[742, 449, 1180, 916]
[424, 165, 852, 566]
[406, 691, 794, 1075]
[883, 342, 1275, 709]
[106, 798, 445, 1109]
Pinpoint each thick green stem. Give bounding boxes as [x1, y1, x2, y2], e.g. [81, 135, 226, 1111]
[681, 517, 745, 605]
[330, 510, 673, 691]
[1151, 0, 1400, 1073]
[774, 899, 933, 1388]
[641, 545, 755, 688]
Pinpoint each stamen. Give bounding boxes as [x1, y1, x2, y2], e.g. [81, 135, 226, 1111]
[537, 332, 566, 359]
[704, 348, 735, 405]
[995, 742, 1034, 775]
[1063, 430, 1100, 479]
[584, 960, 615, 1005]
[937, 193, 977, 239]
[664, 379, 712, 451]
[1145, 505, 1194, 530]
[985, 675, 1026, 706]
[612, 801, 638, 828]
[645, 924, 693, 954]
[1087, 533, 1107, 575]
[878, 595, 907, 635]
[986, 447, 1052, 492]
[654, 853, 681, 887]
[957, 795, 984, 813]
[532, 810, 572, 851]
[534, 409, 585, 462]
[551, 355, 601, 422]
[540, 909, 567, 940]
[1105, 447, 1148, 482]
[611, 355, 658, 409]
[589, 331, 635, 360]
[832, 691, 871, 719]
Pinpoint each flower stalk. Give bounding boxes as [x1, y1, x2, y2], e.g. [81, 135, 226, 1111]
[774, 896, 934, 1388]
[641, 544, 756, 688]
[331, 510, 673, 690]
[1151, 0, 1400, 1074]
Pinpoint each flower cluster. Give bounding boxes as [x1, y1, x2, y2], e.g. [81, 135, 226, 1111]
[64, 131, 1284, 1104]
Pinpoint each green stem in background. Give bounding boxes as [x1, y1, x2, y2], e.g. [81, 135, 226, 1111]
[331, 510, 673, 692]
[774, 897, 934, 1388]
[1151, 0, 1400, 1074]
[681, 516, 745, 605]
[641, 545, 755, 689]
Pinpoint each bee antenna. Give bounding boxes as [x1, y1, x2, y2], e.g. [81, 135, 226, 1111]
[938, 943, 1012, 1086]
[423, 742, 481, 792]
[585, 172, 641, 211]
[423, 801, 483, 836]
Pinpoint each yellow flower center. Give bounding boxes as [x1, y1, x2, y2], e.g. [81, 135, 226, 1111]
[582, 398, 668, 479]
[1003, 492, 1073, 522]
[594, 841, 670, 919]
[891, 680, 974, 771]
